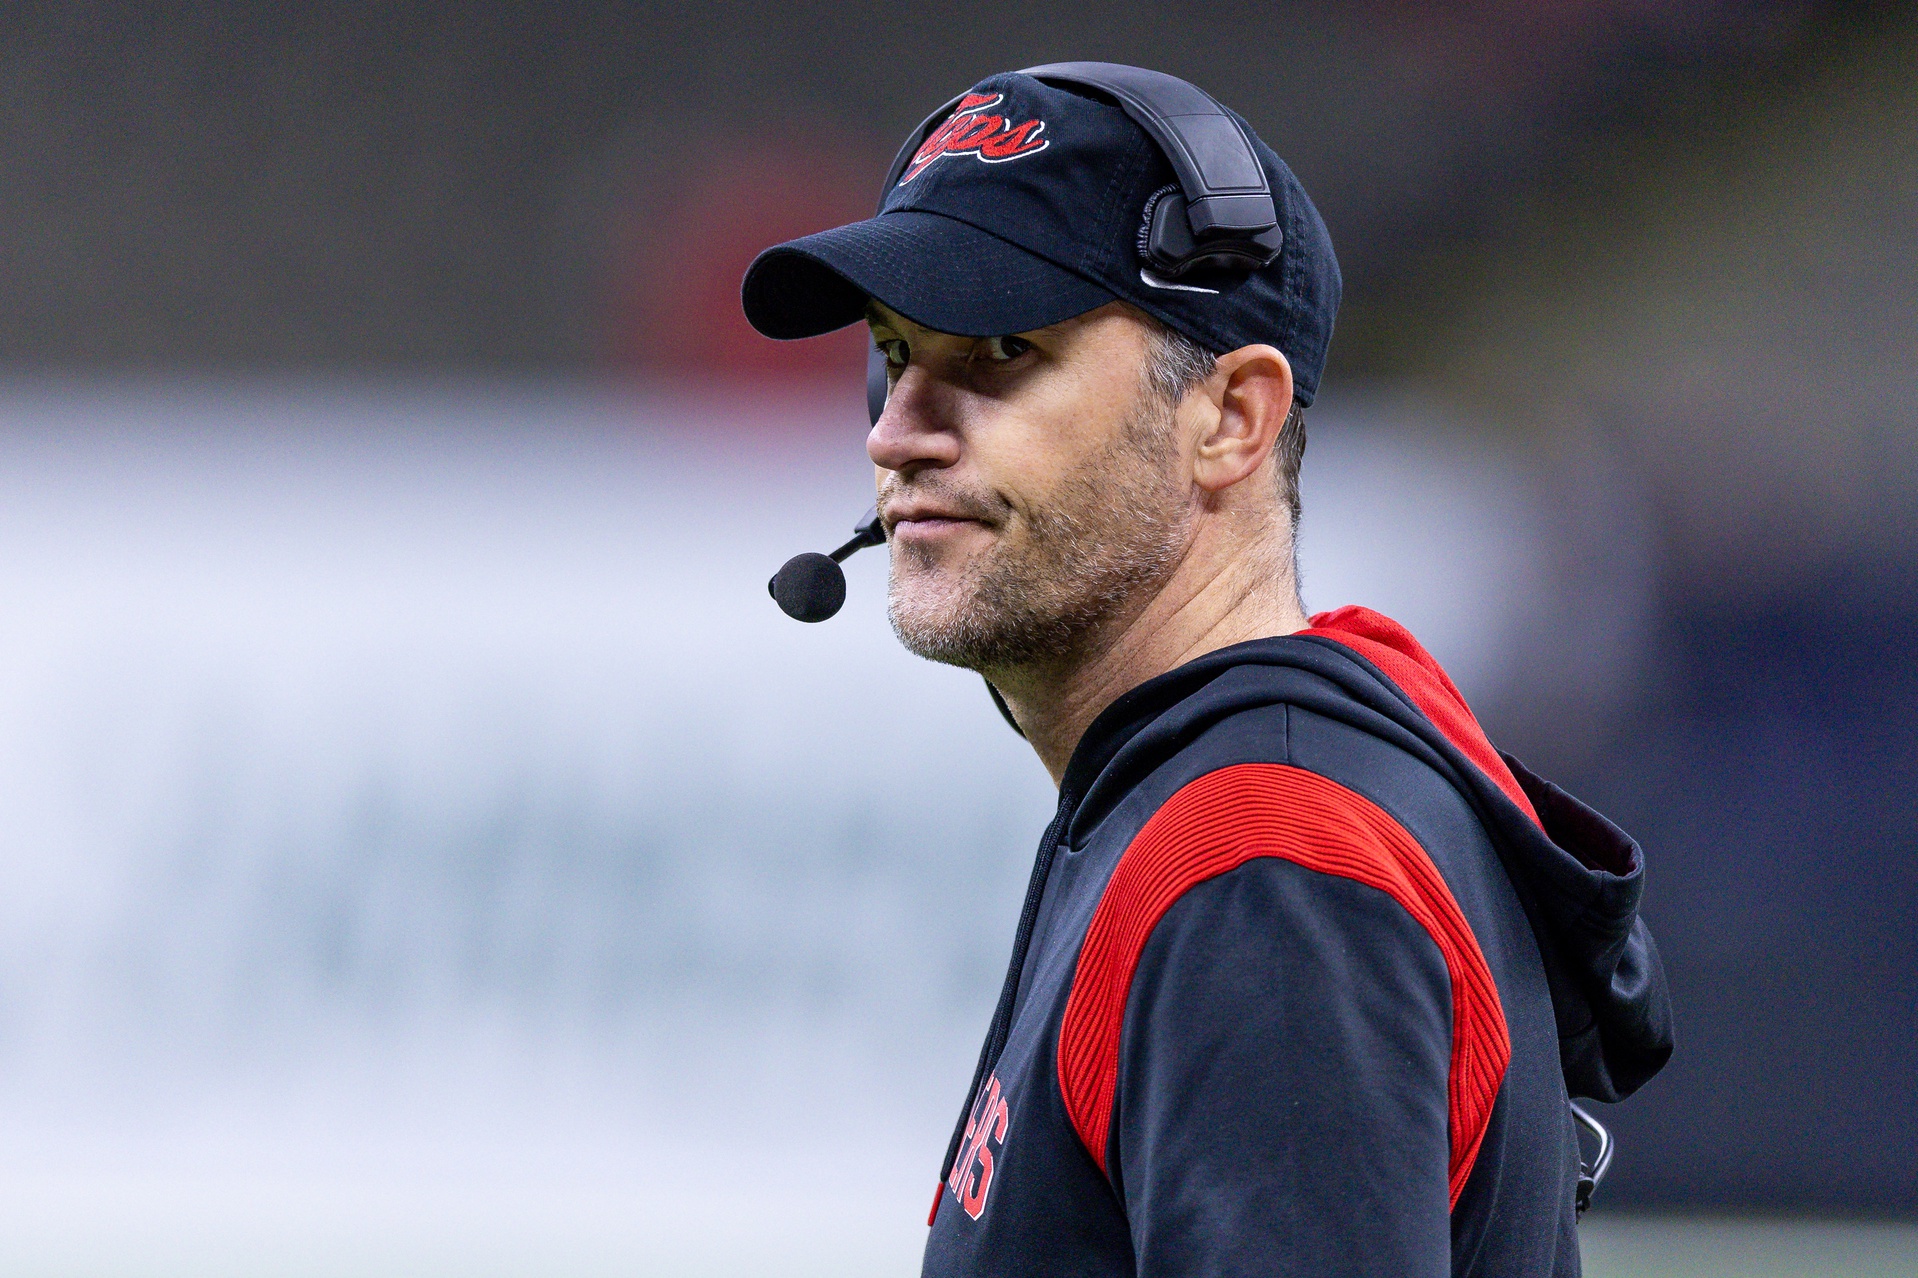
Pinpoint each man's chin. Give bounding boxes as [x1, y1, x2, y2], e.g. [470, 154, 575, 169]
[885, 568, 1003, 668]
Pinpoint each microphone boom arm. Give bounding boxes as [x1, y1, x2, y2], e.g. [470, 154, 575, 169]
[830, 507, 886, 562]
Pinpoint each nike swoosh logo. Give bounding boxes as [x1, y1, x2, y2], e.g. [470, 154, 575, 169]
[1139, 268, 1219, 295]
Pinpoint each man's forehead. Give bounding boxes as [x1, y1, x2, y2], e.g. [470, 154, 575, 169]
[863, 299, 1133, 340]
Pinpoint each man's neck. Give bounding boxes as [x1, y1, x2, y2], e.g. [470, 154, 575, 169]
[989, 538, 1310, 786]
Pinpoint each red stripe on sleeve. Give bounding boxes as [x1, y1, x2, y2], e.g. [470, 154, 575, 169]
[1055, 763, 1510, 1209]
[1302, 606, 1540, 827]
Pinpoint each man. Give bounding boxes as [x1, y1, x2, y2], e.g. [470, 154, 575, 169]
[742, 66, 1673, 1277]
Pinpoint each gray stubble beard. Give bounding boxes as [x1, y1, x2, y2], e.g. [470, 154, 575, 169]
[885, 396, 1192, 676]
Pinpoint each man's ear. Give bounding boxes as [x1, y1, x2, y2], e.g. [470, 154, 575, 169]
[1192, 344, 1294, 494]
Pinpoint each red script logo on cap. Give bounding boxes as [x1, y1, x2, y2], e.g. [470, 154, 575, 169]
[900, 93, 1049, 184]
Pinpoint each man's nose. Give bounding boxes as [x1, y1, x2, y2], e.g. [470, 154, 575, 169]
[867, 365, 961, 474]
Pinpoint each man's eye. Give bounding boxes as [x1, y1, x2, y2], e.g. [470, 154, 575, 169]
[876, 338, 909, 370]
[980, 335, 1032, 362]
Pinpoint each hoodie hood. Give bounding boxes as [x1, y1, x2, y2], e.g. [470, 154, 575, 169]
[1058, 606, 1674, 1102]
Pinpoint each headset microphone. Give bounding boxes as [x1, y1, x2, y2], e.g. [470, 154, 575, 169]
[768, 506, 885, 622]
[769, 345, 893, 623]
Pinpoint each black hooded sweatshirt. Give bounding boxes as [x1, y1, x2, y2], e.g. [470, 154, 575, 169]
[921, 606, 1674, 1277]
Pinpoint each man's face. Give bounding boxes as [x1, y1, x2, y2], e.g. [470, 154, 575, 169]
[867, 301, 1194, 673]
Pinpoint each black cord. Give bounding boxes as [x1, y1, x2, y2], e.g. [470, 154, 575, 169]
[1570, 1102, 1615, 1218]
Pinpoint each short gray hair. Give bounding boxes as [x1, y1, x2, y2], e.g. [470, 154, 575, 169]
[1141, 320, 1308, 539]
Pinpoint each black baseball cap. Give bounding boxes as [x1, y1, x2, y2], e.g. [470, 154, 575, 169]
[740, 69, 1341, 404]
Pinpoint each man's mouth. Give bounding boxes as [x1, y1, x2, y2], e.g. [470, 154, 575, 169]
[889, 513, 992, 546]
[892, 512, 979, 529]
[881, 495, 997, 539]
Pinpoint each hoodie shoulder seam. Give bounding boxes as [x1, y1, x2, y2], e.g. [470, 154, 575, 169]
[1056, 761, 1511, 1209]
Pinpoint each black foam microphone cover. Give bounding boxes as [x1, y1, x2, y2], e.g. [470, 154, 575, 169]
[769, 552, 847, 622]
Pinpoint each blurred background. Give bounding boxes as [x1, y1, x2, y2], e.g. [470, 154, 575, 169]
[0, 1, 1911, 1274]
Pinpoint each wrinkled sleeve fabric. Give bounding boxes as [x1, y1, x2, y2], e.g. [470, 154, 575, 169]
[1108, 855, 1455, 1278]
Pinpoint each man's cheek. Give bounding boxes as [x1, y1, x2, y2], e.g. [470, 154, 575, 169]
[893, 535, 991, 596]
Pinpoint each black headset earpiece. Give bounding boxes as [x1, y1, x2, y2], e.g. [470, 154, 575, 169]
[1020, 63, 1283, 277]
[1140, 185, 1281, 276]
[867, 342, 889, 428]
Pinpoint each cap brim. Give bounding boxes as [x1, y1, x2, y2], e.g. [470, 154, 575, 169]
[741, 210, 1116, 341]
